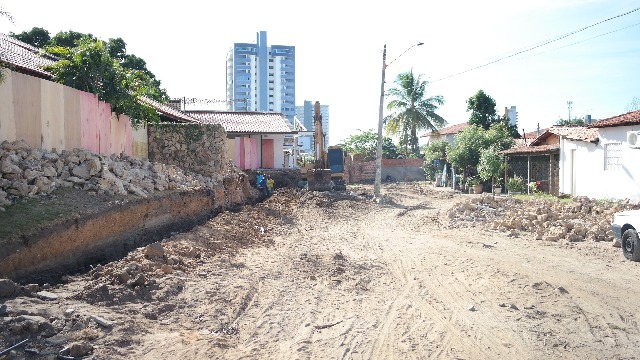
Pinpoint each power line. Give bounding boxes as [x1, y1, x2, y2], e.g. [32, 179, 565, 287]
[432, 7, 640, 82]
[509, 21, 640, 63]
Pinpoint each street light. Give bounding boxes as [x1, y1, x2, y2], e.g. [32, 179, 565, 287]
[374, 42, 424, 198]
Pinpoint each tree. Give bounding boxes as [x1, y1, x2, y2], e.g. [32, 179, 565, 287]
[423, 140, 450, 181]
[478, 146, 506, 195]
[447, 125, 486, 182]
[9, 27, 51, 48]
[341, 129, 398, 161]
[0, 6, 13, 84]
[384, 70, 446, 156]
[447, 122, 514, 186]
[49, 30, 93, 48]
[555, 118, 585, 127]
[626, 96, 640, 112]
[44, 37, 159, 126]
[467, 90, 499, 130]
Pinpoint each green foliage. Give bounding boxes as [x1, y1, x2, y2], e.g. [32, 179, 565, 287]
[478, 146, 505, 187]
[486, 122, 515, 151]
[506, 176, 526, 193]
[385, 70, 446, 156]
[44, 37, 159, 127]
[49, 30, 93, 48]
[0, 6, 12, 84]
[9, 27, 168, 104]
[422, 140, 450, 180]
[626, 96, 640, 112]
[447, 125, 485, 174]
[9, 27, 51, 48]
[341, 129, 398, 161]
[448, 123, 514, 181]
[466, 176, 481, 186]
[467, 90, 499, 130]
[555, 118, 585, 127]
[0, 6, 13, 25]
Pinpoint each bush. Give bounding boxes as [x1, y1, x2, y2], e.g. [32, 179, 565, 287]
[506, 176, 526, 193]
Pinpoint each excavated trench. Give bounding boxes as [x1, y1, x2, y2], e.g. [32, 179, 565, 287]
[0, 188, 252, 285]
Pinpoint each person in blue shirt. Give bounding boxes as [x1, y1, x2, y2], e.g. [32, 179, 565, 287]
[256, 172, 268, 197]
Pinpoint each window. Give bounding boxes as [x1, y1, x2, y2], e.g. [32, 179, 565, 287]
[604, 142, 622, 171]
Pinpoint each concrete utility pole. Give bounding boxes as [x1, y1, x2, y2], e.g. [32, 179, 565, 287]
[374, 45, 387, 198]
[374, 42, 423, 198]
[567, 100, 573, 121]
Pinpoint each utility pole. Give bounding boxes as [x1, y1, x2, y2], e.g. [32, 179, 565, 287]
[567, 100, 573, 121]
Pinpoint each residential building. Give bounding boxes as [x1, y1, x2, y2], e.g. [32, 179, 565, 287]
[187, 111, 296, 169]
[295, 100, 330, 153]
[504, 106, 518, 126]
[226, 31, 295, 124]
[502, 110, 640, 201]
[420, 122, 469, 146]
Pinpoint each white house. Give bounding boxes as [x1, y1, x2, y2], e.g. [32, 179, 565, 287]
[559, 110, 640, 201]
[420, 122, 469, 146]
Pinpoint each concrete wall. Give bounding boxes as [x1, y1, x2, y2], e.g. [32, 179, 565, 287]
[0, 70, 134, 156]
[148, 123, 228, 177]
[348, 158, 425, 183]
[559, 125, 640, 201]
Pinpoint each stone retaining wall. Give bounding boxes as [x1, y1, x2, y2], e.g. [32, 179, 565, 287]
[148, 123, 228, 177]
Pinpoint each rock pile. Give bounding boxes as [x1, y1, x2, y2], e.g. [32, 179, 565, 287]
[0, 140, 238, 211]
[447, 194, 640, 243]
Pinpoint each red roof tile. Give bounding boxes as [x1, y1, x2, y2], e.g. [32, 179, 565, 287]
[502, 144, 559, 155]
[529, 126, 598, 145]
[550, 126, 599, 142]
[187, 111, 293, 134]
[140, 97, 200, 123]
[0, 33, 56, 78]
[436, 122, 469, 135]
[588, 110, 640, 128]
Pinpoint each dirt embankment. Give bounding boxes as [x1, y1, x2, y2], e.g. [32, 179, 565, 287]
[2, 183, 640, 359]
[0, 139, 261, 284]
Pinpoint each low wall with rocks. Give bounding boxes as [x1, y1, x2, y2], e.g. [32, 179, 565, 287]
[348, 158, 425, 183]
[0, 139, 259, 282]
[147, 123, 227, 178]
[0, 139, 228, 210]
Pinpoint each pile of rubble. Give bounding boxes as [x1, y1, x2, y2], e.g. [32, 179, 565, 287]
[0, 140, 236, 211]
[447, 194, 640, 243]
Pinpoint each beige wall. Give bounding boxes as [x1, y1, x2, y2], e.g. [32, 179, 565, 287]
[0, 70, 135, 156]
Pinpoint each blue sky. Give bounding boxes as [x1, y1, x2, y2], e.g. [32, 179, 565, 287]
[1, 0, 639, 145]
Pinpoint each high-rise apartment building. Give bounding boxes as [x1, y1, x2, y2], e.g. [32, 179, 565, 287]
[296, 100, 330, 152]
[226, 31, 296, 123]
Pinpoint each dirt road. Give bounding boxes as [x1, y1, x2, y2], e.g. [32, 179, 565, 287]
[2, 183, 640, 359]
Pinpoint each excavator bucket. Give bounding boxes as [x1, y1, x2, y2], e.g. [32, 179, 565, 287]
[307, 169, 333, 192]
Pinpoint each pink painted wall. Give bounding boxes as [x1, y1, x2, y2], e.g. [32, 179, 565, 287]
[232, 137, 260, 170]
[0, 70, 136, 157]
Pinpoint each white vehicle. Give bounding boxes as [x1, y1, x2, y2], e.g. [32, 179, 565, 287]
[612, 210, 640, 261]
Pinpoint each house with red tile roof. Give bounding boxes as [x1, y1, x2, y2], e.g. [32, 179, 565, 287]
[502, 110, 640, 201]
[502, 126, 599, 196]
[557, 109, 640, 201]
[187, 111, 297, 170]
[0, 33, 56, 79]
[420, 122, 468, 145]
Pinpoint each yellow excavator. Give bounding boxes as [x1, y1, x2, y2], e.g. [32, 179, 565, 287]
[304, 101, 347, 191]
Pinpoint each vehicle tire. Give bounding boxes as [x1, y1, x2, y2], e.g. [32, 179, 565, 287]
[622, 228, 640, 261]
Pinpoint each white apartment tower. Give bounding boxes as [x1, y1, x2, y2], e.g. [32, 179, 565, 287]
[226, 31, 296, 123]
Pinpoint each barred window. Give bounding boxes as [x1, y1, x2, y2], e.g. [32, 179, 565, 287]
[604, 143, 622, 171]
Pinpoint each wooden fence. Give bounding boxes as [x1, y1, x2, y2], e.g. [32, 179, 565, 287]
[0, 70, 142, 156]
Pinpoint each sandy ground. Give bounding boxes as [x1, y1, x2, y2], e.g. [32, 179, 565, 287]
[2, 182, 640, 359]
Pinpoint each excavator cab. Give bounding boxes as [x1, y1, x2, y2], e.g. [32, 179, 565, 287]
[305, 102, 347, 192]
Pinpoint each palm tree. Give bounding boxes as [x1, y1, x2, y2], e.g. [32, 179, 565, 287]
[384, 70, 446, 156]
